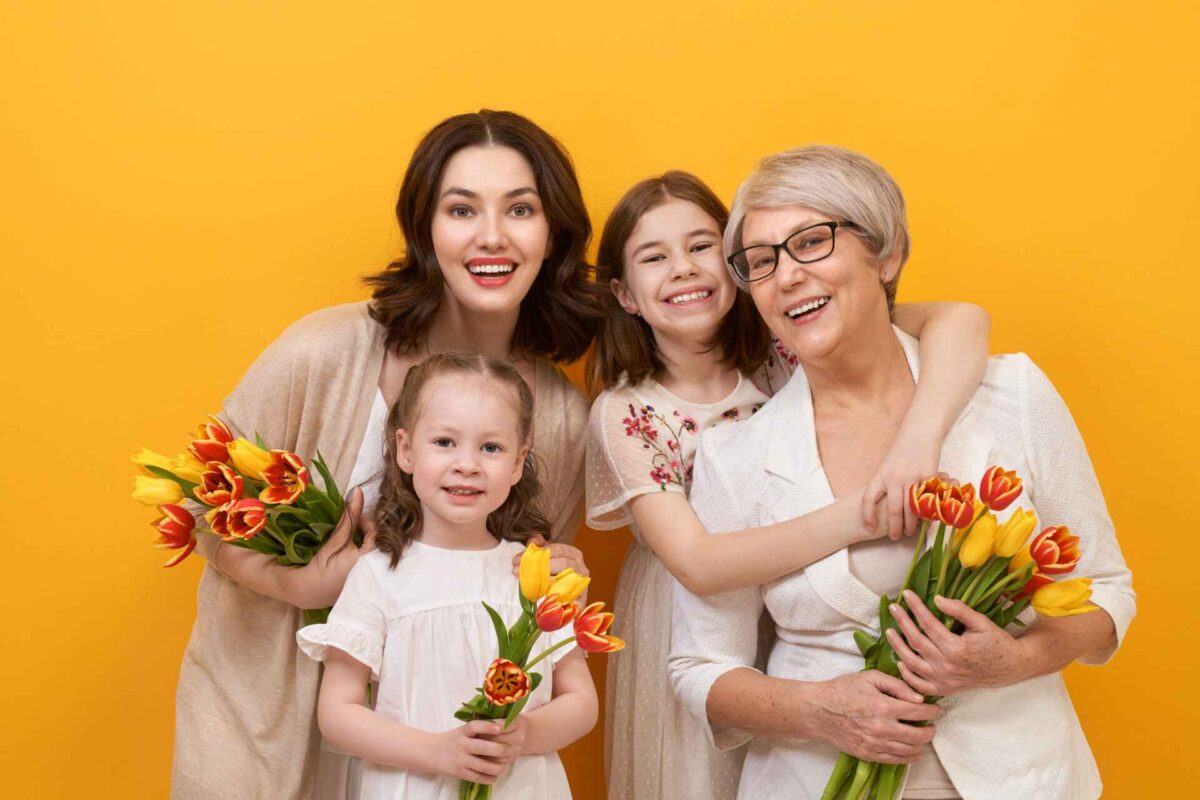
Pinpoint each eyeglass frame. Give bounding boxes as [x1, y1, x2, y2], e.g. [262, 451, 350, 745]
[726, 220, 860, 283]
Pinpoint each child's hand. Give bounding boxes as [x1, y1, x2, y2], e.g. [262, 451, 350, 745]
[479, 715, 528, 764]
[434, 720, 512, 784]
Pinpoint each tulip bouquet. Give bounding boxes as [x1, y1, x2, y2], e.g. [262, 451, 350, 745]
[131, 415, 348, 623]
[821, 466, 1099, 800]
[453, 543, 626, 800]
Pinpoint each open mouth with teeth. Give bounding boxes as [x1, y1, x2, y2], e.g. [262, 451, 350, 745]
[444, 486, 484, 497]
[785, 296, 830, 320]
[467, 264, 515, 276]
[665, 289, 713, 306]
[466, 259, 518, 286]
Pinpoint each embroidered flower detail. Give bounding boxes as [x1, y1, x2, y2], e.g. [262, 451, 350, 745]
[773, 339, 799, 367]
[721, 408, 740, 421]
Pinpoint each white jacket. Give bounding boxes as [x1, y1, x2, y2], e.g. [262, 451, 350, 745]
[668, 330, 1135, 800]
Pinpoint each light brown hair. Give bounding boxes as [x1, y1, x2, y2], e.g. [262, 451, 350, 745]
[365, 110, 605, 363]
[374, 352, 548, 567]
[589, 170, 770, 391]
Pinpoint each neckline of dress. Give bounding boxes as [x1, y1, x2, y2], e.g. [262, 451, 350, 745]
[647, 371, 748, 411]
[408, 538, 507, 557]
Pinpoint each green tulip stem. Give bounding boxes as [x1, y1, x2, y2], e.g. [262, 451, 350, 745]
[901, 521, 929, 593]
[524, 635, 577, 672]
[933, 523, 955, 601]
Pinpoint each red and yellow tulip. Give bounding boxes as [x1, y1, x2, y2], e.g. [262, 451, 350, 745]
[260, 450, 311, 504]
[937, 483, 977, 529]
[154, 504, 196, 567]
[188, 415, 234, 464]
[535, 594, 578, 632]
[1018, 525, 1082, 576]
[907, 477, 946, 521]
[482, 658, 531, 705]
[574, 602, 626, 653]
[224, 498, 267, 541]
[979, 465, 1023, 511]
[194, 462, 244, 507]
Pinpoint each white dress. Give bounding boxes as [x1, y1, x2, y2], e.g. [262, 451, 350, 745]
[298, 542, 576, 800]
[586, 370, 777, 800]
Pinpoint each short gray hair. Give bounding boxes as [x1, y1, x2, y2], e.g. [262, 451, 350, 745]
[725, 145, 910, 308]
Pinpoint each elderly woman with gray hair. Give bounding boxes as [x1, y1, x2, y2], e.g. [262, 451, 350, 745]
[667, 146, 1134, 799]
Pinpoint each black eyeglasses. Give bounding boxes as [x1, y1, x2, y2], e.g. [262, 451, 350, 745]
[727, 221, 859, 282]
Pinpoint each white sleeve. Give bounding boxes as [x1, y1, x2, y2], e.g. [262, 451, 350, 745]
[667, 435, 765, 750]
[1020, 356, 1135, 664]
[296, 556, 388, 680]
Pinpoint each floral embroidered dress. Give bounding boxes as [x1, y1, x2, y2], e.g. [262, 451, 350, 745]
[586, 358, 788, 800]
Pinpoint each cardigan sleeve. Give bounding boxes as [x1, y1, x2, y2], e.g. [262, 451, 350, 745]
[1019, 355, 1135, 664]
[668, 434, 764, 750]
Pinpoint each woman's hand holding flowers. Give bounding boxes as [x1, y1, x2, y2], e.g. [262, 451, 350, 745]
[886, 590, 1029, 697]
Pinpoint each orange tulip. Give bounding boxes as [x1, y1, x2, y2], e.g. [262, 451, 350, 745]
[535, 595, 578, 632]
[154, 504, 196, 567]
[979, 466, 1023, 511]
[194, 462, 244, 507]
[907, 477, 946, 521]
[1014, 525, 1081, 576]
[260, 450, 311, 504]
[204, 503, 231, 538]
[574, 602, 626, 653]
[224, 498, 267, 540]
[188, 415, 234, 464]
[937, 483, 977, 529]
[482, 658, 531, 705]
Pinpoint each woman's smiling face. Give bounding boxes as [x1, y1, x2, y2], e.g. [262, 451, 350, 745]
[431, 145, 550, 319]
[610, 198, 735, 346]
[742, 204, 900, 362]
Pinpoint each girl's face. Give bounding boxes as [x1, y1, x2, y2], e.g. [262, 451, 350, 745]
[431, 145, 550, 320]
[395, 373, 529, 531]
[742, 205, 899, 363]
[611, 199, 735, 347]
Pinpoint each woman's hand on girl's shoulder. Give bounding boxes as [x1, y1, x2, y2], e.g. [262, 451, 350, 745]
[510, 534, 589, 578]
[432, 720, 512, 785]
[861, 430, 946, 541]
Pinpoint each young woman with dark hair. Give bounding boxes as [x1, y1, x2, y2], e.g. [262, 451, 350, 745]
[171, 110, 602, 800]
[585, 171, 992, 798]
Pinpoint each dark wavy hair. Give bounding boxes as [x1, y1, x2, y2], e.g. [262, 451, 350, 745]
[374, 351, 549, 567]
[365, 110, 604, 364]
[589, 170, 770, 391]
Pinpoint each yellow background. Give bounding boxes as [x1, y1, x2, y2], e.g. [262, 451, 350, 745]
[2, 2, 1196, 797]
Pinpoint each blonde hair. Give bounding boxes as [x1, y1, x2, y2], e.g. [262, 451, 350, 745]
[374, 351, 548, 567]
[726, 145, 910, 309]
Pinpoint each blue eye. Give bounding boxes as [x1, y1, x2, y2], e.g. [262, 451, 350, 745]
[482, 442, 503, 454]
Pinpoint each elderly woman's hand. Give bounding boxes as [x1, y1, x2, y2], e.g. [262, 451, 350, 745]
[861, 431, 944, 541]
[886, 590, 1030, 697]
[509, 533, 590, 578]
[809, 670, 942, 764]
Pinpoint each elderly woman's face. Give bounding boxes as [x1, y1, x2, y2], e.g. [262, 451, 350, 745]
[743, 205, 898, 362]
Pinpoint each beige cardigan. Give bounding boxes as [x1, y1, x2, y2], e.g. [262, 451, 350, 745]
[171, 302, 588, 800]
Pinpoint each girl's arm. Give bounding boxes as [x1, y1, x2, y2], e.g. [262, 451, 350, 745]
[482, 648, 598, 758]
[628, 489, 882, 597]
[317, 647, 511, 785]
[871, 301, 991, 536]
[206, 488, 375, 609]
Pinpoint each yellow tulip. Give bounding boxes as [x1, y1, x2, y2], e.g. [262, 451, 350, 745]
[547, 568, 591, 603]
[228, 438, 273, 481]
[1031, 577, 1099, 617]
[170, 453, 207, 483]
[958, 512, 996, 568]
[994, 507, 1038, 558]
[131, 448, 173, 475]
[132, 475, 183, 506]
[519, 543, 552, 602]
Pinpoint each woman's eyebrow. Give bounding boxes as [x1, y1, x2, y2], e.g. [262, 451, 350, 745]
[439, 186, 539, 200]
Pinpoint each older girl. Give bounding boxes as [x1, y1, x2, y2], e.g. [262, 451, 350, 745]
[172, 110, 601, 800]
[587, 171, 990, 799]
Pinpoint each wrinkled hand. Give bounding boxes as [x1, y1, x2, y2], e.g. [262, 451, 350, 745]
[887, 590, 1029, 697]
[811, 670, 941, 764]
[435, 720, 511, 784]
[510, 533, 589, 578]
[861, 429, 945, 541]
[479, 715, 527, 765]
[299, 488, 378, 607]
